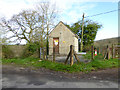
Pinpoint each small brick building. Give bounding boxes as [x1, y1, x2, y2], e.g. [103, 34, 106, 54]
[49, 21, 78, 55]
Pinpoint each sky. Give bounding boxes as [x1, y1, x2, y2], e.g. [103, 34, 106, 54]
[0, 0, 119, 44]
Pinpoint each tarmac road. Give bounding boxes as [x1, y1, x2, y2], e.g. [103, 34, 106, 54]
[1, 65, 119, 88]
[2, 73, 118, 88]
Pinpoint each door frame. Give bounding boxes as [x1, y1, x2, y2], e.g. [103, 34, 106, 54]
[53, 37, 59, 54]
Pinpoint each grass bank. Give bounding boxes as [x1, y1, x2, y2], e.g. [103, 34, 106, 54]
[2, 57, 119, 73]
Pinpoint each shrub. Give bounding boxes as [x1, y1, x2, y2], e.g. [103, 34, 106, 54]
[22, 42, 40, 58]
[2, 45, 14, 59]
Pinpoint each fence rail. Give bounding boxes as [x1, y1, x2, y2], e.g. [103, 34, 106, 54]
[95, 44, 120, 59]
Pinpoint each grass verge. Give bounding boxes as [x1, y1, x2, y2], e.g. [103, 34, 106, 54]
[2, 57, 119, 73]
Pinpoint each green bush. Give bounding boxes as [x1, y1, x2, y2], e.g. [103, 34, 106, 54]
[22, 42, 40, 58]
[2, 45, 14, 59]
[83, 45, 91, 52]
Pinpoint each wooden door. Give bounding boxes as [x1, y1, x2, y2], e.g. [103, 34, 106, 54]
[53, 38, 59, 54]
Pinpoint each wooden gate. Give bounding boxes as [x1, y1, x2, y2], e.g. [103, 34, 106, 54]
[53, 38, 59, 54]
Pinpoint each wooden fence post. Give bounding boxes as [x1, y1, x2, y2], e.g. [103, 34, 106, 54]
[112, 44, 114, 59]
[64, 51, 70, 64]
[46, 49, 48, 60]
[102, 48, 104, 56]
[104, 45, 110, 59]
[73, 50, 80, 63]
[91, 45, 94, 60]
[40, 48, 41, 59]
[43, 48, 45, 60]
[64, 45, 81, 66]
[70, 45, 74, 66]
[104, 47, 107, 59]
[107, 45, 110, 59]
[118, 44, 120, 59]
[53, 47, 55, 62]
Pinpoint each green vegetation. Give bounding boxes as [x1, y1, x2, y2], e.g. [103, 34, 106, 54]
[82, 51, 91, 60]
[2, 45, 14, 59]
[83, 51, 104, 60]
[65, 20, 102, 51]
[2, 44, 41, 59]
[22, 42, 40, 58]
[2, 57, 119, 73]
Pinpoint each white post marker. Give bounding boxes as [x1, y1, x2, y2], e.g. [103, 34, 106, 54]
[95, 50, 97, 56]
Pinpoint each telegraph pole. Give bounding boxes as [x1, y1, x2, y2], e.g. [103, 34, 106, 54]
[46, 24, 49, 60]
[80, 13, 84, 52]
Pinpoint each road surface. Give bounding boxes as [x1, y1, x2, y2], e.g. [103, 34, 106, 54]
[1, 65, 119, 88]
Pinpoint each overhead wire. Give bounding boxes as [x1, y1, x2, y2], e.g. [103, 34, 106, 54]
[84, 9, 120, 18]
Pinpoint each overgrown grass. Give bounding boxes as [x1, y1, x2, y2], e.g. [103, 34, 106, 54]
[2, 58, 119, 73]
[2, 57, 119, 73]
[83, 51, 104, 60]
[2, 57, 40, 67]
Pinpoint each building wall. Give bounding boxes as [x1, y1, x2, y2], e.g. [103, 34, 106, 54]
[74, 37, 78, 53]
[49, 22, 78, 55]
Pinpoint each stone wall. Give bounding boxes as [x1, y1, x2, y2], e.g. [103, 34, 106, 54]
[2, 45, 40, 58]
[49, 21, 78, 55]
[2, 45, 26, 58]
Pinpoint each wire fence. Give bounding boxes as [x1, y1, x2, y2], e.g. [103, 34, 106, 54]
[39, 43, 120, 61]
[95, 44, 120, 59]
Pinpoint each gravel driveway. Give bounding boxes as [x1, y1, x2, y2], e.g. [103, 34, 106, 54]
[48, 55, 91, 63]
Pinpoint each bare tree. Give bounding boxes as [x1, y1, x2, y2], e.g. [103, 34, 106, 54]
[0, 18, 9, 45]
[0, 10, 46, 45]
[35, 2, 58, 33]
[35, 2, 58, 55]
[0, 2, 58, 47]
